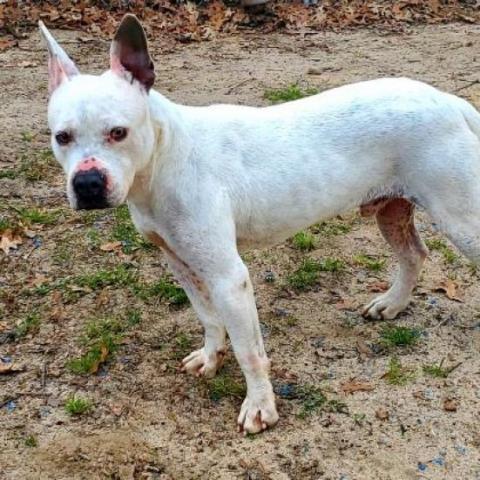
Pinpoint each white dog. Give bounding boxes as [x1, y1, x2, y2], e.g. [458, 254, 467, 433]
[40, 15, 480, 434]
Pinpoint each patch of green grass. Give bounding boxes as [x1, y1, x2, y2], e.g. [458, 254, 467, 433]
[16, 207, 58, 226]
[287, 257, 345, 290]
[18, 149, 58, 182]
[126, 308, 142, 326]
[296, 384, 348, 419]
[80, 211, 103, 226]
[292, 231, 316, 251]
[264, 84, 319, 104]
[312, 220, 351, 237]
[0, 169, 17, 179]
[67, 345, 109, 375]
[15, 313, 41, 338]
[64, 395, 92, 415]
[24, 435, 38, 447]
[380, 326, 421, 348]
[86, 228, 101, 247]
[135, 276, 189, 306]
[21, 131, 35, 142]
[425, 238, 458, 265]
[111, 205, 152, 253]
[383, 357, 415, 386]
[287, 258, 320, 290]
[423, 360, 460, 379]
[75, 264, 137, 290]
[0, 218, 14, 232]
[352, 413, 366, 425]
[354, 254, 386, 272]
[207, 373, 246, 401]
[171, 332, 193, 360]
[319, 257, 345, 272]
[52, 243, 72, 265]
[68, 315, 135, 375]
[83, 317, 125, 343]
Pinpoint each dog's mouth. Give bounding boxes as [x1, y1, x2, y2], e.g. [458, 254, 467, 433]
[75, 196, 111, 210]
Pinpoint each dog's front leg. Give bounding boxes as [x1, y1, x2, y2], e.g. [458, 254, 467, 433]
[150, 230, 278, 433]
[155, 242, 227, 378]
[208, 259, 279, 434]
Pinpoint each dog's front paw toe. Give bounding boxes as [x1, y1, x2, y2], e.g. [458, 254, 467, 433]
[181, 348, 225, 378]
[237, 394, 279, 435]
[363, 293, 409, 320]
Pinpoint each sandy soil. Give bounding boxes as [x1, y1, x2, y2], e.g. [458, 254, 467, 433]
[2, 23, 480, 480]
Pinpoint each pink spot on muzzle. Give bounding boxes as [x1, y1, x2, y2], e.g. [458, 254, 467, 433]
[76, 157, 102, 173]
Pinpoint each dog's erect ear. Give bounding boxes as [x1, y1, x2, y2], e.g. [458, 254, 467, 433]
[39, 21, 80, 95]
[110, 14, 155, 92]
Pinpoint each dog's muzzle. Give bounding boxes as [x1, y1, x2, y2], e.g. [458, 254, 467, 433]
[72, 168, 109, 210]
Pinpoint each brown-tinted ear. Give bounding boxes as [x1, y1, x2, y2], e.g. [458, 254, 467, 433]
[110, 14, 155, 92]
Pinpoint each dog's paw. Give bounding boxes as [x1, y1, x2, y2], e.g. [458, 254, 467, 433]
[181, 348, 225, 378]
[237, 392, 279, 435]
[362, 292, 409, 320]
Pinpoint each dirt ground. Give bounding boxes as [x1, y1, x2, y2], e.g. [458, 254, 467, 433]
[2, 22, 480, 480]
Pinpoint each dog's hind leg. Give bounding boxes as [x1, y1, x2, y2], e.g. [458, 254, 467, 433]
[361, 198, 428, 320]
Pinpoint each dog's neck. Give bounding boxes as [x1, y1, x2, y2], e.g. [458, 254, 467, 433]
[127, 90, 191, 208]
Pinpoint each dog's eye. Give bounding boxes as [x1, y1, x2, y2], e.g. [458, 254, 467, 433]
[109, 127, 128, 142]
[55, 131, 72, 146]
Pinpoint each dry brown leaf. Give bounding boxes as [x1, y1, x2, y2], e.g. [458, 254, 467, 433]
[341, 380, 375, 395]
[435, 279, 463, 302]
[0, 38, 17, 52]
[0, 363, 24, 375]
[0, 229, 23, 255]
[443, 398, 458, 412]
[367, 281, 389, 293]
[100, 241, 122, 252]
[375, 407, 389, 421]
[356, 339, 372, 358]
[89, 344, 109, 374]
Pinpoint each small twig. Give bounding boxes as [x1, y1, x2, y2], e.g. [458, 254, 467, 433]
[446, 362, 463, 375]
[41, 362, 47, 389]
[430, 316, 451, 330]
[225, 77, 252, 95]
[455, 79, 480, 93]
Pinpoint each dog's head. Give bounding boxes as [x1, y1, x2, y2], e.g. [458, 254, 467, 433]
[40, 15, 156, 210]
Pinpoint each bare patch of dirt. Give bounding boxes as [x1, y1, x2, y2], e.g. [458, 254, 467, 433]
[2, 23, 480, 480]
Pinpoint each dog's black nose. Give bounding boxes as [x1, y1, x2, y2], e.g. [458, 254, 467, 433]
[72, 169, 108, 210]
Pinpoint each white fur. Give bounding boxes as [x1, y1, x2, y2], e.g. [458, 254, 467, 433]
[41, 22, 480, 434]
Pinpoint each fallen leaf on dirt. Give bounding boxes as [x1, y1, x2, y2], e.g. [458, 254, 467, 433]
[335, 298, 356, 310]
[89, 344, 109, 374]
[0, 363, 24, 375]
[443, 398, 458, 412]
[30, 274, 48, 288]
[0, 229, 23, 255]
[110, 404, 123, 416]
[307, 67, 323, 75]
[375, 407, 389, 421]
[356, 339, 373, 358]
[341, 380, 375, 395]
[367, 281, 389, 293]
[0, 38, 17, 52]
[435, 279, 463, 302]
[18, 61, 38, 68]
[100, 241, 122, 252]
[95, 289, 110, 308]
